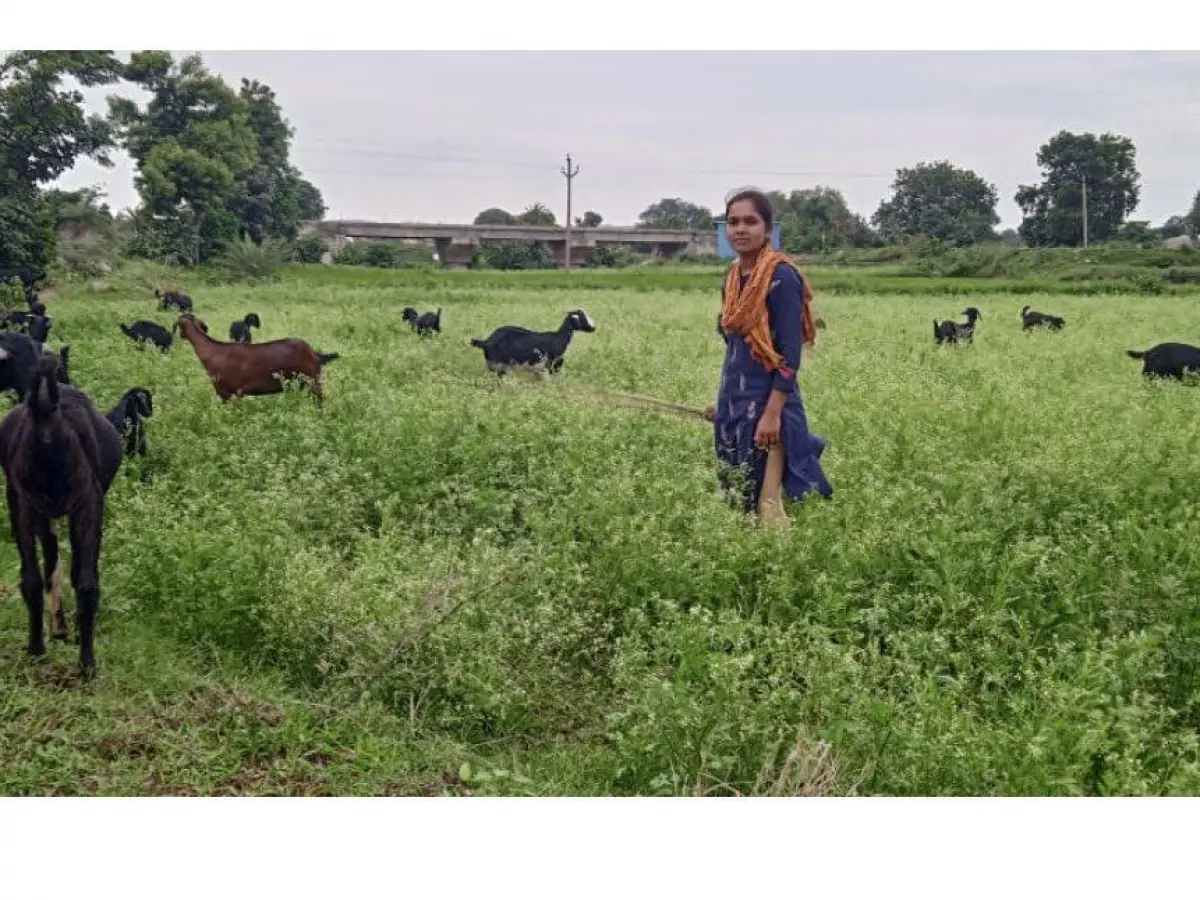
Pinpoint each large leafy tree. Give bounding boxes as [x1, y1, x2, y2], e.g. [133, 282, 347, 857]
[474, 207, 517, 225]
[767, 186, 876, 253]
[516, 203, 556, 226]
[1014, 131, 1140, 247]
[0, 51, 123, 274]
[637, 198, 714, 231]
[871, 160, 999, 246]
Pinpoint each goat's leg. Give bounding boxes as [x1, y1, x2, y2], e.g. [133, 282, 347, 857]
[310, 377, 324, 409]
[38, 519, 67, 641]
[68, 504, 103, 676]
[10, 491, 46, 657]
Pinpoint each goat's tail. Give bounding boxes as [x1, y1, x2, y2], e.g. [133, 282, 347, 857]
[1126, 349, 1146, 360]
[29, 355, 61, 422]
[318, 352, 340, 366]
[470, 338, 487, 349]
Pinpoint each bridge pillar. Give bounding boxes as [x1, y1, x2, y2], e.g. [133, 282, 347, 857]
[434, 238, 476, 269]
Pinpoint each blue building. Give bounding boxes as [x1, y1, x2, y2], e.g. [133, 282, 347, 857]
[715, 217, 783, 259]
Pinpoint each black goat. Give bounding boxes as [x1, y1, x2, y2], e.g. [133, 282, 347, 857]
[414, 308, 442, 338]
[105, 387, 154, 458]
[155, 289, 193, 313]
[0, 354, 123, 676]
[1126, 342, 1200, 381]
[934, 307, 982, 345]
[229, 313, 262, 343]
[25, 314, 52, 343]
[401, 307, 419, 329]
[120, 320, 173, 352]
[1020, 305, 1065, 331]
[0, 333, 71, 400]
[470, 309, 596, 378]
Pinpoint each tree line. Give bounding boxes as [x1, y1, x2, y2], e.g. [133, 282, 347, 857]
[476, 131, 1200, 255]
[0, 50, 326, 277]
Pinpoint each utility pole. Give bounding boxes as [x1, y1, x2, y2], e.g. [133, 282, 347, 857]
[1081, 174, 1089, 249]
[561, 153, 580, 270]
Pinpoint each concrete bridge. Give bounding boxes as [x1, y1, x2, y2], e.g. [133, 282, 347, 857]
[306, 220, 718, 269]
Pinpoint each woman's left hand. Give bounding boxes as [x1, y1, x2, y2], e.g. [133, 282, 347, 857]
[754, 410, 782, 447]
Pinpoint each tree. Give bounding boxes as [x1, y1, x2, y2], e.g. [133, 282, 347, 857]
[637, 198, 713, 231]
[1014, 131, 1140, 247]
[474, 207, 517, 226]
[1187, 189, 1200, 235]
[1159, 215, 1190, 240]
[0, 51, 123, 274]
[997, 228, 1023, 247]
[871, 160, 999, 246]
[765, 186, 876, 253]
[577, 210, 602, 228]
[516, 203, 556, 226]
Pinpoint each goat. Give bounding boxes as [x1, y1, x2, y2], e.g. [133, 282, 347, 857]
[0, 333, 71, 401]
[105, 387, 154, 458]
[119, 320, 174, 352]
[174, 313, 340, 406]
[1020, 305, 1065, 331]
[0, 354, 123, 676]
[1126, 342, 1200, 381]
[934, 307, 982, 345]
[155, 288, 193, 313]
[25, 314, 52, 343]
[28, 300, 47, 318]
[414, 308, 442, 338]
[470, 309, 596, 379]
[401, 307, 420, 329]
[229, 312, 262, 344]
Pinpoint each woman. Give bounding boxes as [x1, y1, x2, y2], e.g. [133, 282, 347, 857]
[704, 189, 833, 524]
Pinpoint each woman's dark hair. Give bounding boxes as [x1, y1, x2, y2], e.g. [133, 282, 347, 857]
[724, 188, 774, 231]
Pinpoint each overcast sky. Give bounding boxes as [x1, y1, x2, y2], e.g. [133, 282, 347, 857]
[50, 51, 1200, 229]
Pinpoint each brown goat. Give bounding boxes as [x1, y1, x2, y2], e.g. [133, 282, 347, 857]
[174, 313, 340, 405]
[0, 354, 123, 676]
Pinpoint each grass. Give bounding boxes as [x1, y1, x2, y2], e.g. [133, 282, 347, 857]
[4, 265, 1200, 796]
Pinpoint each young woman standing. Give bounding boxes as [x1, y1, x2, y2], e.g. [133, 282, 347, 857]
[705, 189, 833, 524]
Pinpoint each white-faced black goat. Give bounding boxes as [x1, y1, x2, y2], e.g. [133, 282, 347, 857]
[229, 313, 262, 343]
[105, 387, 154, 459]
[1020, 305, 1065, 331]
[934, 307, 982, 345]
[120, 320, 174, 352]
[0, 354, 123, 677]
[470, 308, 596, 378]
[1126, 342, 1200, 381]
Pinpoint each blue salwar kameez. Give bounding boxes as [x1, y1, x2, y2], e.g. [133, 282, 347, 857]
[714, 263, 833, 514]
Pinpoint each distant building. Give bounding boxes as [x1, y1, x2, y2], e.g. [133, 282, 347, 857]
[714, 217, 783, 259]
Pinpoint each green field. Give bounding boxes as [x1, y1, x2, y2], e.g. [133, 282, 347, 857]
[3, 266, 1200, 796]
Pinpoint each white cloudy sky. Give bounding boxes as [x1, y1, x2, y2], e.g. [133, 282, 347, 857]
[50, 51, 1200, 229]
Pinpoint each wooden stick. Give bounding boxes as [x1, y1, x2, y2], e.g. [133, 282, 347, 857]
[578, 387, 711, 421]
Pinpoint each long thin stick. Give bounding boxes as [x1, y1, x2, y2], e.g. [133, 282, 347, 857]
[579, 387, 710, 420]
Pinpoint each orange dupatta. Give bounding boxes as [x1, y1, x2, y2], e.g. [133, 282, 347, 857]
[719, 246, 816, 372]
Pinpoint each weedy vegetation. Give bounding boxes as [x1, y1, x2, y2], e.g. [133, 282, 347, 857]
[3, 264, 1200, 796]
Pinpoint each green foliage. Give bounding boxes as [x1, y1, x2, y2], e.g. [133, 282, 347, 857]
[474, 207, 517, 226]
[578, 210, 603, 228]
[1016, 131, 1141, 247]
[766, 186, 877, 253]
[585, 245, 642, 268]
[872, 160, 1000, 246]
[216, 236, 291, 280]
[471, 242, 555, 270]
[6, 272, 1200, 795]
[334, 240, 434, 269]
[293, 234, 328, 264]
[637, 197, 714, 231]
[0, 188, 56, 275]
[517, 203, 556, 226]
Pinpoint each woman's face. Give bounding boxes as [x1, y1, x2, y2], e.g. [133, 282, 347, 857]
[725, 199, 768, 255]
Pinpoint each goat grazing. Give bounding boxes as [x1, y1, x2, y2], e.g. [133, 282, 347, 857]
[174, 313, 340, 405]
[119, 320, 174, 352]
[229, 312, 262, 343]
[470, 308, 596, 378]
[155, 288, 193, 313]
[1020, 305, 1065, 331]
[105, 387, 154, 458]
[0, 333, 71, 400]
[0, 354, 123, 676]
[934, 307, 982, 345]
[1126, 342, 1200, 381]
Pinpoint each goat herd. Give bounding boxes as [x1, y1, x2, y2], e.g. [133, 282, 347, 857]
[934, 302, 1200, 381]
[0, 270, 605, 680]
[1, 265, 1197, 683]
